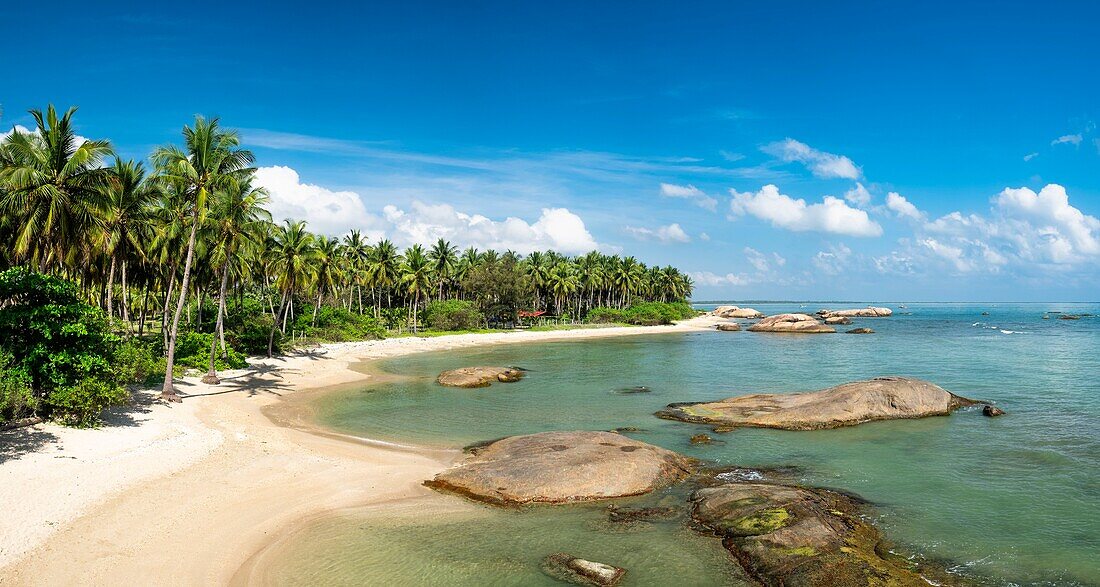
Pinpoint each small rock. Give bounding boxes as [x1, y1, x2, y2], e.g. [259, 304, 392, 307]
[1058, 314, 1081, 320]
[690, 433, 713, 445]
[542, 553, 626, 586]
[824, 316, 852, 325]
[438, 366, 525, 387]
[605, 504, 677, 524]
[981, 312, 990, 316]
[613, 386, 651, 394]
[716, 323, 741, 331]
[846, 327, 875, 334]
[983, 405, 1006, 417]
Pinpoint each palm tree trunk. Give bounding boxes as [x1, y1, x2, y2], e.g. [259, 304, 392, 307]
[162, 272, 176, 349]
[204, 262, 231, 384]
[120, 260, 131, 325]
[312, 291, 322, 327]
[161, 209, 201, 401]
[269, 288, 289, 357]
[105, 255, 117, 318]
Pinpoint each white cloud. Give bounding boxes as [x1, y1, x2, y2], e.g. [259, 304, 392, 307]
[728, 184, 883, 237]
[255, 165, 383, 237]
[995, 184, 1100, 258]
[689, 271, 751, 286]
[813, 243, 852, 275]
[659, 182, 718, 211]
[920, 238, 972, 272]
[256, 165, 600, 254]
[744, 247, 786, 272]
[1023, 152, 1039, 162]
[1051, 134, 1082, 146]
[719, 150, 745, 162]
[624, 223, 691, 243]
[2, 124, 89, 147]
[699, 232, 711, 241]
[844, 183, 872, 206]
[886, 192, 924, 221]
[761, 138, 862, 180]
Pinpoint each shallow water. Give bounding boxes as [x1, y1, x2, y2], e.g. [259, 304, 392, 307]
[286, 303, 1100, 585]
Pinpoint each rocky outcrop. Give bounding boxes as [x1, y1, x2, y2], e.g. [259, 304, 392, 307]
[690, 433, 713, 445]
[716, 322, 741, 332]
[818, 307, 893, 318]
[983, 405, 1006, 417]
[748, 314, 835, 334]
[846, 327, 874, 334]
[713, 306, 765, 319]
[437, 366, 525, 388]
[824, 316, 852, 325]
[656, 377, 978, 431]
[425, 431, 694, 505]
[692, 483, 931, 586]
[542, 553, 626, 586]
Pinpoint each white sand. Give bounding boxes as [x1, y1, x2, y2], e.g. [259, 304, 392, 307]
[0, 317, 717, 585]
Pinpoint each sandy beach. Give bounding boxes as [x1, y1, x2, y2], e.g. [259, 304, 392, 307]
[0, 317, 717, 585]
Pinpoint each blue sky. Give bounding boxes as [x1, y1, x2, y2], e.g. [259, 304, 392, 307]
[3, 0, 1099, 300]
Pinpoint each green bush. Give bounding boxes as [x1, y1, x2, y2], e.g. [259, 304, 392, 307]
[46, 378, 129, 427]
[292, 305, 386, 342]
[226, 312, 282, 356]
[170, 331, 249, 371]
[112, 339, 165, 386]
[0, 348, 36, 422]
[585, 302, 697, 326]
[0, 268, 129, 425]
[424, 300, 485, 331]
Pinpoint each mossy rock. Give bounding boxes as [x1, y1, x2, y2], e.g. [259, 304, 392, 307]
[726, 506, 790, 536]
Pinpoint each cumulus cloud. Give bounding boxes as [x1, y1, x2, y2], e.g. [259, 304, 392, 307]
[659, 182, 718, 211]
[761, 138, 862, 180]
[255, 165, 600, 254]
[812, 243, 852, 275]
[728, 184, 883, 237]
[1051, 134, 1083, 146]
[744, 247, 786, 272]
[623, 223, 691, 243]
[844, 183, 872, 207]
[995, 184, 1100, 258]
[689, 271, 751, 286]
[886, 192, 924, 221]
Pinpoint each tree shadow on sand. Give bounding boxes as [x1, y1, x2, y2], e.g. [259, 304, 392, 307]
[0, 425, 59, 464]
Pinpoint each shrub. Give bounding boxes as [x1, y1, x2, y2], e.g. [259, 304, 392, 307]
[586, 302, 697, 326]
[424, 300, 485, 331]
[46, 378, 129, 427]
[0, 348, 36, 423]
[112, 339, 165, 386]
[586, 307, 626, 324]
[293, 305, 385, 342]
[227, 312, 282, 356]
[170, 331, 249, 371]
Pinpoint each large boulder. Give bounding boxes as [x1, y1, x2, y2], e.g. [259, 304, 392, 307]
[425, 431, 694, 504]
[712, 305, 765, 319]
[656, 377, 978, 431]
[748, 314, 835, 334]
[716, 322, 741, 332]
[437, 366, 525, 388]
[692, 483, 931, 586]
[819, 307, 893, 318]
[824, 316, 852, 325]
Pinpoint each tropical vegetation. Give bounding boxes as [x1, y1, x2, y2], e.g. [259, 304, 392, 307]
[0, 105, 694, 425]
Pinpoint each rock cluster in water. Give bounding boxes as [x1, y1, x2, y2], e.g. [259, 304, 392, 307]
[692, 483, 932, 586]
[716, 322, 741, 331]
[748, 313, 835, 334]
[425, 431, 695, 504]
[656, 376, 978, 431]
[542, 553, 626, 586]
[846, 327, 874, 334]
[437, 366, 525, 388]
[713, 305, 765, 319]
[818, 307, 893, 318]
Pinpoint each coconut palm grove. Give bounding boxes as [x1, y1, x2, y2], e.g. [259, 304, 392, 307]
[0, 105, 694, 426]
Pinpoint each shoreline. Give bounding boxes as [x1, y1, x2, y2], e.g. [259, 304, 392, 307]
[0, 316, 719, 585]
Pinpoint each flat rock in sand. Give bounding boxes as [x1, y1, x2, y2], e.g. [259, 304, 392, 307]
[437, 366, 525, 388]
[425, 431, 694, 504]
[748, 314, 835, 334]
[692, 483, 932, 586]
[656, 376, 978, 431]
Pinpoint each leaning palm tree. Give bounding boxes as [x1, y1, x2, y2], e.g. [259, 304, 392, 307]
[0, 105, 114, 272]
[203, 177, 270, 383]
[100, 158, 160, 322]
[152, 116, 254, 401]
[400, 244, 432, 333]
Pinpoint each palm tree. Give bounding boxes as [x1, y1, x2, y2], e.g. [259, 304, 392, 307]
[342, 230, 370, 312]
[367, 239, 402, 315]
[152, 115, 254, 401]
[0, 105, 114, 271]
[100, 158, 159, 322]
[401, 244, 432, 333]
[204, 177, 270, 382]
[427, 238, 457, 300]
[310, 235, 343, 326]
[547, 261, 579, 316]
[267, 220, 318, 355]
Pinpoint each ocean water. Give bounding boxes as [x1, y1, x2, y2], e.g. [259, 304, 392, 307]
[272, 303, 1100, 586]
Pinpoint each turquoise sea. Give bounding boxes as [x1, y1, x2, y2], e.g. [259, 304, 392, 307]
[269, 303, 1100, 586]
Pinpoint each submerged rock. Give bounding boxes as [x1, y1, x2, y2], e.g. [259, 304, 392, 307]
[656, 377, 978, 431]
[542, 553, 626, 586]
[437, 366, 525, 388]
[1058, 314, 1081, 320]
[425, 431, 694, 505]
[605, 504, 678, 524]
[690, 433, 713, 445]
[846, 327, 874, 334]
[824, 316, 852, 325]
[716, 322, 741, 332]
[983, 405, 1006, 417]
[748, 314, 835, 334]
[819, 307, 893, 318]
[692, 483, 929, 586]
[613, 386, 651, 394]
